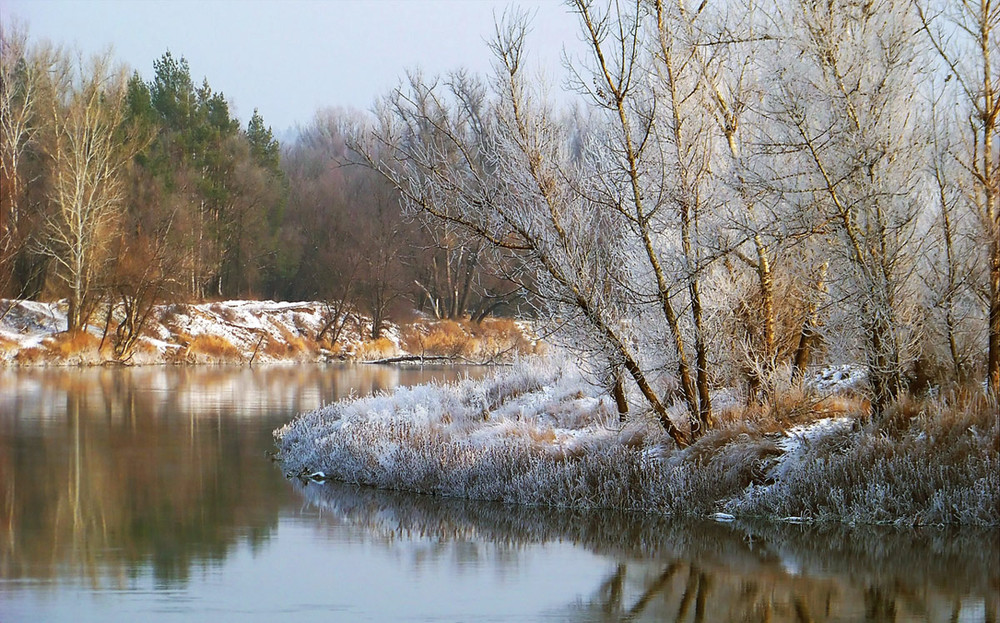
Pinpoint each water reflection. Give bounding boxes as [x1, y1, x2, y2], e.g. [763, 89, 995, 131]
[0, 364, 471, 421]
[0, 364, 481, 588]
[2, 364, 998, 622]
[296, 480, 1000, 622]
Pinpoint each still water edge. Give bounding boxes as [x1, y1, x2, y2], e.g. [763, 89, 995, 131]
[0, 364, 996, 622]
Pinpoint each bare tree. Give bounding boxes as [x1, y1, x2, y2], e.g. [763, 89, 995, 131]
[916, 97, 982, 384]
[564, 0, 709, 435]
[0, 22, 51, 299]
[360, 13, 697, 446]
[917, 0, 1000, 398]
[39, 51, 149, 331]
[773, 0, 926, 416]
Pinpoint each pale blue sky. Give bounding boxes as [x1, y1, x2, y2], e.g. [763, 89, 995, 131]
[0, 0, 582, 135]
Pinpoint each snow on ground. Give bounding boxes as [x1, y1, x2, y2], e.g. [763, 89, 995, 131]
[0, 299, 403, 365]
[807, 364, 867, 393]
[274, 359, 647, 503]
[0, 300, 69, 347]
[0, 299, 534, 366]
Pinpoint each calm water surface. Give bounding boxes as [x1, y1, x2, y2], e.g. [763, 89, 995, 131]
[0, 365, 997, 622]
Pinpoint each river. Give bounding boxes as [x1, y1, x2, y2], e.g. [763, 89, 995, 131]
[0, 365, 996, 622]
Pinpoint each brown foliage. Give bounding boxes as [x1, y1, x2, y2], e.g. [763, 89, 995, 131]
[720, 388, 868, 434]
[0, 333, 15, 354]
[261, 324, 315, 359]
[402, 319, 473, 358]
[355, 336, 398, 360]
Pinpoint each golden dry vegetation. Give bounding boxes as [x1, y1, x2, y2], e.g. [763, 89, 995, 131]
[401, 317, 540, 362]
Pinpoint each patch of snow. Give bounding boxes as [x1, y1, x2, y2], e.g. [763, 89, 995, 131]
[772, 417, 852, 478]
[807, 364, 867, 393]
[779, 516, 809, 524]
[1, 298, 425, 365]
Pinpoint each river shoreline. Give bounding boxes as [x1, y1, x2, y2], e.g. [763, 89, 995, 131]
[274, 361, 1000, 527]
[0, 298, 538, 366]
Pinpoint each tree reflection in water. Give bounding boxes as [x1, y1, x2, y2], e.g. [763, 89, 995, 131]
[0, 364, 480, 588]
[1, 364, 997, 622]
[295, 480, 1000, 623]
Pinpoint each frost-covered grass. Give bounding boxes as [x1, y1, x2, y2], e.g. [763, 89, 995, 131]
[724, 393, 1000, 525]
[275, 361, 1000, 526]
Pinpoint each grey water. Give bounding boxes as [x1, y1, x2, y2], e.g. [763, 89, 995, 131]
[0, 365, 996, 622]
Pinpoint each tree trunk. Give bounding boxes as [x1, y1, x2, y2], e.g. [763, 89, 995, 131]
[866, 299, 902, 418]
[980, 0, 1000, 399]
[67, 292, 79, 332]
[690, 276, 713, 435]
[755, 237, 776, 394]
[989, 230, 999, 398]
[792, 263, 827, 383]
[611, 363, 629, 423]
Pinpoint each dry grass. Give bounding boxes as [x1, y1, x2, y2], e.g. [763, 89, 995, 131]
[13, 330, 103, 365]
[402, 319, 473, 358]
[13, 345, 45, 364]
[128, 337, 159, 357]
[720, 390, 1000, 524]
[722, 388, 869, 434]
[401, 317, 538, 362]
[184, 334, 242, 362]
[0, 333, 16, 354]
[470, 317, 539, 360]
[355, 336, 399, 360]
[49, 330, 101, 358]
[278, 324, 316, 356]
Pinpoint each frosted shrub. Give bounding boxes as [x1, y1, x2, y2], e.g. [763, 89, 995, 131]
[274, 362, 999, 525]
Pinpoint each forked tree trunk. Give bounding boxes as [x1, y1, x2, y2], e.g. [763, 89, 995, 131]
[611, 363, 629, 423]
[792, 263, 827, 382]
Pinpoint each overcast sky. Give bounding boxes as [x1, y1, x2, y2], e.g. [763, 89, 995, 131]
[0, 0, 583, 136]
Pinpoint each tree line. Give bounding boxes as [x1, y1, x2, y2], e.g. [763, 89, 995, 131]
[2, 0, 997, 440]
[0, 24, 521, 354]
[358, 0, 998, 444]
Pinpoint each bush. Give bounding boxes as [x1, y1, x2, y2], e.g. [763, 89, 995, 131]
[355, 336, 399, 360]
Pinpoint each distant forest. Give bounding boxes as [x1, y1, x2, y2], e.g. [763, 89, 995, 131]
[0, 34, 519, 340]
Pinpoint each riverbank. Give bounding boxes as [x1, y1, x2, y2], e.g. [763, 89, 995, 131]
[274, 360, 999, 526]
[0, 299, 539, 366]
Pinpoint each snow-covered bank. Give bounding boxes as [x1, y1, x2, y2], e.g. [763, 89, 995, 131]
[0, 299, 538, 366]
[274, 361, 1000, 526]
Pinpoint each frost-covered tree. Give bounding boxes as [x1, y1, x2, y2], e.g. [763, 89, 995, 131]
[917, 0, 1000, 398]
[771, 0, 928, 416]
[363, 9, 730, 446]
[565, 0, 714, 434]
[916, 98, 983, 384]
[690, 0, 823, 397]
